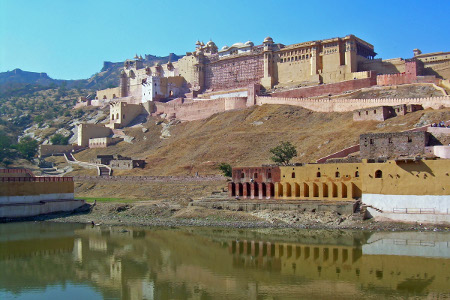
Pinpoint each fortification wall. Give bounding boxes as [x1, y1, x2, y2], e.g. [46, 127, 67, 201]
[155, 97, 247, 121]
[270, 74, 377, 98]
[377, 74, 438, 86]
[77, 124, 112, 147]
[256, 96, 450, 112]
[39, 145, 84, 157]
[205, 54, 264, 91]
[96, 87, 120, 100]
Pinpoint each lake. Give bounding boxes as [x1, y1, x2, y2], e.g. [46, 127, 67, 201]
[0, 222, 449, 299]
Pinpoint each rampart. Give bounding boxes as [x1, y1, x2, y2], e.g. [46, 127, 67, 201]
[0, 169, 34, 177]
[155, 97, 247, 121]
[255, 96, 450, 112]
[269, 74, 377, 98]
[377, 74, 438, 86]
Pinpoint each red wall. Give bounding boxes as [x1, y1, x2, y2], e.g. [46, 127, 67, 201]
[270, 73, 377, 98]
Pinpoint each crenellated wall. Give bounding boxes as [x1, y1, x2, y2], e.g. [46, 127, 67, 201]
[256, 96, 450, 112]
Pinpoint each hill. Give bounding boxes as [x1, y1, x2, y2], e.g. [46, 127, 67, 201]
[70, 104, 450, 176]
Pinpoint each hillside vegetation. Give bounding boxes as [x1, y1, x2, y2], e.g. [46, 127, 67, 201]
[72, 105, 450, 176]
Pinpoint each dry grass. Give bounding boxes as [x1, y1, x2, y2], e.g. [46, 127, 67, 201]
[71, 105, 450, 176]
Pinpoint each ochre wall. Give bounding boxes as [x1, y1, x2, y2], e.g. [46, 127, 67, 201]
[96, 87, 121, 100]
[0, 180, 74, 197]
[78, 124, 112, 147]
[361, 159, 450, 196]
[277, 163, 362, 201]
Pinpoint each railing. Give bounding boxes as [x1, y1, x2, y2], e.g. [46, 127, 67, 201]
[0, 177, 73, 182]
[392, 208, 438, 214]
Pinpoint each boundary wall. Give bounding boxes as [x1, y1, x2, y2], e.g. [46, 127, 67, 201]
[256, 96, 450, 112]
[155, 97, 247, 121]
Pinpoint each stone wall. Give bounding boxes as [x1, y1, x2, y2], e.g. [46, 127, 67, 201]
[256, 96, 450, 112]
[77, 124, 112, 147]
[155, 97, 247, 121]
[360, 131, 429, 159]
[316, 145, 360, 163]
[88, 137, 123, 148]
[205, 54, 264, 91]
[269, 73, 377, 98]
[0, 169, 34, 178]
[96, 87, 121, 100]
[39, 145, 85, 157]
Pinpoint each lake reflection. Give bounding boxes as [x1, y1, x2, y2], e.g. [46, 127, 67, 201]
[0, 223, 449, 299]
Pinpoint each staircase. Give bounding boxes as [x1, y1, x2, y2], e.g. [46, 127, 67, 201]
[98, 166, 112, 176]
[65, 153, 112, 176]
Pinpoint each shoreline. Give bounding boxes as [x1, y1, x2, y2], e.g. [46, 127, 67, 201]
[2, 201, 448, 232]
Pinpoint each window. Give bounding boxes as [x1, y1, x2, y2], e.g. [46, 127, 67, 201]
[375, 170, 382, 178]
[241, 173, 244, 178]
[407, 137, 412, 143]
[370, 139, 374, 145]
[335, 172, 340, 178]
[374, 110, 376, 114]
[292, 172, 296, 178]
[388, 138, 392, 143]
[317, 172, 321, 178]
[254, 173, 258, 178]
[366, 111, 368, 115]
[355, 171, 359, 177]
[268, 172, 271, 179]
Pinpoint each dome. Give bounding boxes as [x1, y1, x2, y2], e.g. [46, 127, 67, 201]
[245, 41, 254, 46]
[263, 36, 273, 43]
[206, 40, 216, 47]
[231, 42, 245, 48]
[221, 45, 229, 51]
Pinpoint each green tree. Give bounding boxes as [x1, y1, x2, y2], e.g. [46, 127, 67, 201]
[16, 137, 38, 161]
[0, 131, 14, 163]
[50, 133, 69, 145]
[269, 141, 297, 165]
[218, 163, 232, 177]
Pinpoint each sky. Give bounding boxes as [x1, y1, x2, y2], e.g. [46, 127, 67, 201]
[0, 0, 449, 80]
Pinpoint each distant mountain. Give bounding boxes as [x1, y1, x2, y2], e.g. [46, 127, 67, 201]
[0, 53, 183, 91]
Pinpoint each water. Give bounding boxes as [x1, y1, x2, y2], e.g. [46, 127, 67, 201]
[0, 222, 449, 299]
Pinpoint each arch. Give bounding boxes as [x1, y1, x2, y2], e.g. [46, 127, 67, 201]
[253, 182, 259, 199]
[335, 171, 340, 178]
[267, 172, 272, 179]
[103, 95, 107, 100]
[303, 183, 309, 197]
[267, 183, 275, 198]
[240, 172, 245, 179]
[292, 172, 296, 178]
[276, 183, 283, 197]
[317, 172, 321, 178]
[116, 113, 119, 119]
[322, 183, 328, 197]
[260, 183, 266, 198]
[230, 183, 236, 196]
[341, 183, 348, 198]
[375, 170, 382, 178]
[285, 183, 292, 197]
[111, 114, 115, 120]
[313, 183, 319, 197]
[294, 183, 300, 197]
[332, 183, 338, 198]
[355, 171, 359, 177]
[238, 183, 243, 196]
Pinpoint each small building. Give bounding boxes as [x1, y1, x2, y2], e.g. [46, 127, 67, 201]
[88, 137, 123, 148]
[91, 155, 145, 169]
[360, 131, 429, 159]
[353, 104, 423, 122]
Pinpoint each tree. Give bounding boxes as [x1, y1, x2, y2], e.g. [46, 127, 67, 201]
[16, 137, 38, 161]
[218, 163, 232, 177]
[269, 141, 297, 165]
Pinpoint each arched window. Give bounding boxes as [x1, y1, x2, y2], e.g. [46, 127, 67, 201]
[116, 113, 119, 119]
[241, 173, 244, 179]
[355, 171, 359, 178]
[317, 172, 321, 178]
[254, 173, 258, 179]
[292, 172, 295, 178]
[335, 172, 340, 178]
[375, 170, 382, 178]
[268, 172, 271, 179]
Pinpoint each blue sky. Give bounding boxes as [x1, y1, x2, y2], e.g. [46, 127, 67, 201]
[0, 0, 449, 80]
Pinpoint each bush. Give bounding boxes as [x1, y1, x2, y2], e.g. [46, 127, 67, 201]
[218, 163, 232, 177]
[16, 137, 38, 161]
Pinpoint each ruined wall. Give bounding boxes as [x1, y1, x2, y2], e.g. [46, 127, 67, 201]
[270, 74, 377, 98]
[96, 87, 121, 100]
[360, 131, 429, 159]
[204, 54, 264, 91]
[256, 96, 450, 112]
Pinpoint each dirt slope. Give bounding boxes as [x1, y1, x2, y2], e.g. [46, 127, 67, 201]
[72, 105, 450, 176]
